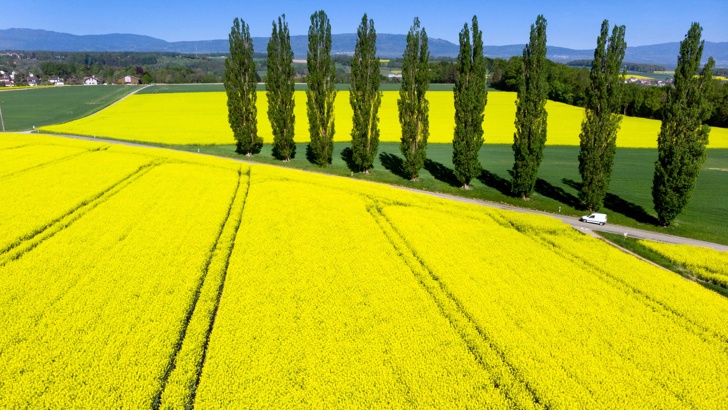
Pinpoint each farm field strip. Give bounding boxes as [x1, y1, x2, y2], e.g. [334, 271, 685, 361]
[0, 161, 158, 267]
[381, 204, 728, 408]
[193, 173, 513, 408]
[158, 168, 250, 410]
[528, 226, 728, 343]
[0, 161, 240, 408]
[39, 90, 728, 148]
[0, 148, 156, 254]
[0, 143, 102, 179]
[637, 240, 728, 288]
[367, 204, 541, 409]
[2, 133, 728, 408]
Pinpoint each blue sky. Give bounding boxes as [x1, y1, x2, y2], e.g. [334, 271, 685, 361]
[3, 0, 727, 49]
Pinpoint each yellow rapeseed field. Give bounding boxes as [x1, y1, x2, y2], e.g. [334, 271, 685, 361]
[40, 91, 728, 148]
[2, 132, 727, 408]
[638, 239, 728, 287]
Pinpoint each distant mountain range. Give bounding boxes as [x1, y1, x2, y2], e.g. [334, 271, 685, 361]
[1, 28, 726, 68]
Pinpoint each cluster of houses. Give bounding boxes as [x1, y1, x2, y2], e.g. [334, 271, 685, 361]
[0, 71, 36, 86]
[0, 72, 141, 87]
[624, 76, 674, 87]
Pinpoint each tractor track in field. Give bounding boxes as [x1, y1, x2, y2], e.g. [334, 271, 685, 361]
[0, 161, 158, 267]
[40, 132, 728, 252]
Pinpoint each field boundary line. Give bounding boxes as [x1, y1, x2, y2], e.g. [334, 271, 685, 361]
[82, 84, 151, 118]
[533, 230, 728, 347]
[596, 233, 728, 297]
[0, 161, 159, 267]
[367, 203, 544, 410]
[154, 168, 251, 410]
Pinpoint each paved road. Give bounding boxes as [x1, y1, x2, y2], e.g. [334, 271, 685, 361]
[31, 133, 728, 252]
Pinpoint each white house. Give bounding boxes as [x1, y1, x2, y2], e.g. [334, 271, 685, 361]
[84, 76, 99, 85]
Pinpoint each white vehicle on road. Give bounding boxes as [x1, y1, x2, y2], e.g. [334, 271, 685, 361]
[580, 213, 607, 226]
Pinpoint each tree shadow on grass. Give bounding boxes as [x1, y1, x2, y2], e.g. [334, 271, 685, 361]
[477, 169, 513, 196]
[305, 144, 316, 165]
[424, 159, 460, 187]
[562, 178, 659, 225]
[340, 147, 357, 173]
[535, 178, 581, 209]
[379, 152, 409, 180]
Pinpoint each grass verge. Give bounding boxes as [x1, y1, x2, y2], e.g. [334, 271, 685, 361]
[598, 232, 728, 298]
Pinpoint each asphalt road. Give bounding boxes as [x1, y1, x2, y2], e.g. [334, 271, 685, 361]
[25, 133, 728, 252]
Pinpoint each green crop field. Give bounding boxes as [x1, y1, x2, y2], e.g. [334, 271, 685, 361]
[0, 85, 141, 131]
[174, 142, 728, 245]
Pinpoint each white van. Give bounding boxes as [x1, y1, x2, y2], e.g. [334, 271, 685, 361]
[579, 213, 607, 226]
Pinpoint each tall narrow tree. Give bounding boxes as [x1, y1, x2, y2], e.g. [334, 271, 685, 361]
[224, 18, 261, 156]
[267, 15, 296, 161]
[398, 17, 430, 181]
[452, 16, 487, 189]
[350, 14, 382, 173]
[578, 20, 626, 211]
[511, 15, 548, 199]
[652, 23, 714, 226]
[306, 10, 336, 167]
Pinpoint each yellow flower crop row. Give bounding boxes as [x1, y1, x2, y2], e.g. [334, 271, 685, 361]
[381, 204, 728, 409]
[638, 239, 728, 287]
[0, 143, 87, 178]
[0, 143, 240, 407]
[39, 91, 728, 148]
[193, 175, 513, 408]
[0, 146, 154, 253]
[1, 133, 727, 408]
[159, 168, 249, 410]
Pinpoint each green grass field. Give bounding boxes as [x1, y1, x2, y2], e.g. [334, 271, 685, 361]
[0, 85, 141, 131]
[173, 142, 728, 245]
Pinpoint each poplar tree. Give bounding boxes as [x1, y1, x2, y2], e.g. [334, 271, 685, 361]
[224, 18, 261, 156]
[452, 16, 487, 189]
[306, 10, 336, 167]
[511, 15, 548, 199]
[652, 23, 714, 226]
[350, 14, 382, 173]
[578, 20, 626, 211]
[267, 15, 296, 161]
[398, 17, 430, 181]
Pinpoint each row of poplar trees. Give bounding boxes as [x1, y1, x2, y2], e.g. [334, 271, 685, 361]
[510, 17, 714, 226]
[577, 20, 714, 227]
[225, 13, 714, 227]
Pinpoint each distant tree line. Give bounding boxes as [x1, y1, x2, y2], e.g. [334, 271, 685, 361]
[490, 55, 728, 128]
[566, 60, 665, 73]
